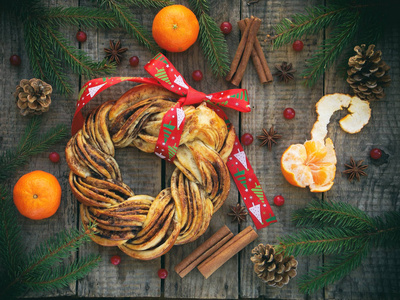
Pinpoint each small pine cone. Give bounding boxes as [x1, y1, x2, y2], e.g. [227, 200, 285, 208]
[251, 244, 298, 288]
[15, 78, 52, 116]
[347, 44, 391, 101]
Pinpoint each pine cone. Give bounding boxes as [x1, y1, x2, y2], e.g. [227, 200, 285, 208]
[15, 78, 52, 116]
[347, 44, 391, 101]
[251, 244, 298, 288]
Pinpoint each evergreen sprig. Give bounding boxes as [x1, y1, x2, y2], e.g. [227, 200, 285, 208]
[270, 0, 393, 87]
[188, 0, 230, 77]
[275, 200, 400, 294]
[98, 0, 161, 54]
[0, 116, 68, 182]
[0, 118, 100, 298]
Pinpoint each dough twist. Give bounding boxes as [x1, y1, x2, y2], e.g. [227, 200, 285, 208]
[66, 84, 235, 260]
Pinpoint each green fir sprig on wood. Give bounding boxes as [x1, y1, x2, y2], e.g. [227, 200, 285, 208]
[2, 0, 172, 95]
[0, 118, 99, 298]
[275, 200, 400, 294]
[188, 0, 230, 77]
[269, 0, 394, 87]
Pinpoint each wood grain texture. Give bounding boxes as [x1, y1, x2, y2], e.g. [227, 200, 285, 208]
[76, 1, 162, 297]
[239, 0, 324, 299]
[323, 24, 400, 300]
[163, 0, 242, 298]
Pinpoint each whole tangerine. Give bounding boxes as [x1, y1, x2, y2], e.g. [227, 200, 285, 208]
[152, 5, 199, 52]
[13, 170, 61, 220]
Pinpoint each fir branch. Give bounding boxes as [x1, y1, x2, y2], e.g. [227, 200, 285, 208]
[98, 0, 160, 54]
[0, 116, 68, 182]
[23, 255, 101, 292]
[0, 185, 25, 281]
[117, 0, 173, 8]
[188, 0, 230, 77]
[298, 243, 371, 294]
[276, 227, 371, 257]
[292, 200, 376, 231]
[44, 6, 118, 28]
[301, 13, 360, 87]
[2, 225, 96, 296]
[45, 24, 116, 78]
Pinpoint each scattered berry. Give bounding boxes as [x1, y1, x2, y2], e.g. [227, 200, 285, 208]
[283, 108, 296, 119]
[158, 268, 168, 279]
[241, 133, 254, 146]
[76, 30, 87, 43]
[129, 56, 140, 67]
[273, 195, 285, 206]
[110, 255, 121, 265]
[49, 152, 60, 163]
[10, 55, 21, 66]
[220, 21, 233, 35]
[192, 70, 203, 81]
[370, 148, 382, 160]
[292, 40, 304, 52]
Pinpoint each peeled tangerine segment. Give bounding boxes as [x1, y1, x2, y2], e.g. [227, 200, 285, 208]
[281, 138, 336, 192]
[311, 93, 371, 141]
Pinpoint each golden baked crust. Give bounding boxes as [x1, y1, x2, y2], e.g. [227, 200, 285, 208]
[66, 84, 235, 260]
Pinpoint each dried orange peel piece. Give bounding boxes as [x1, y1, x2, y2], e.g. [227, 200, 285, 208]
[281, 138, 336, 192]
[311, 93, 371, 141]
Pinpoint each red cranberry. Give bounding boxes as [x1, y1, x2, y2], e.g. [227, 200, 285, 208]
[220, 22, 232, 35]
[292, 40, 304, 52]
[192, 70, 203, 81]
[76, 31, 87, 43]
[241, 133, 254, 146]
[283, 108, 296, 119]
[110, 255, 121, 265]
[158, 268, 168, 279]
[129, 56, 140, 67]
[49, 152, 60, 163]
[370, 148, 382, 160]
[10, 55, 21, 66]
[273, 195, 285, 206]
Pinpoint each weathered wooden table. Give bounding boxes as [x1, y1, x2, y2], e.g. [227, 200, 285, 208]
[2, 0, 399, 299]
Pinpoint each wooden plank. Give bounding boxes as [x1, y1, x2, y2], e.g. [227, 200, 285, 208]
[76, 1, 162, 297]
[164, 0, 241, 298]
[239, 0, 324, 299]
[323, 24, 400, 299]
[0, 0, 79, 297]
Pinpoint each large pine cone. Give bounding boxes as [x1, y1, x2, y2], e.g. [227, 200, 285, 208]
[15, 78, 52, 116]
[347, 44, 391, 101]
[251, 244, 298, 287]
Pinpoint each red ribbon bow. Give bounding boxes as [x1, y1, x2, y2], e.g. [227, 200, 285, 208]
[71, 53, 276, 230]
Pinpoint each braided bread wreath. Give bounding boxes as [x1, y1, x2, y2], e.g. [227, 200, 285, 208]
[65, 83, 236, 260]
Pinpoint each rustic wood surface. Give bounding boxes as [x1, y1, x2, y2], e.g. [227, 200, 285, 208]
[1, 0, 399, 299]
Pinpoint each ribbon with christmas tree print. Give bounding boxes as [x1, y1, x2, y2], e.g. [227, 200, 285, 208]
[209, 104, 277, 229]
[71, 53, 275, 229]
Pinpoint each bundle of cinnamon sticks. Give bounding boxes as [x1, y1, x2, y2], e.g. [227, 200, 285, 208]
[175, 225, 258, 279]
[226, 16, 273, 86]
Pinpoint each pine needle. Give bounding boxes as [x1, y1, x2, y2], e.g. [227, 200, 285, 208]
[0, 116, 68, 182]
[117, 0, 173, 8]
[98, 0, 161, 54]
[276, 201, 400, 294]
[188, 0, 230, 77]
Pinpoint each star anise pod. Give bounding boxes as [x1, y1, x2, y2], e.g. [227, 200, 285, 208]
[257, 126, 282, 150]
[343, 157, 368, 182]
[274, 62, 296, 83]
[228, 203, 248, 224]
[104, 40, 128, 64]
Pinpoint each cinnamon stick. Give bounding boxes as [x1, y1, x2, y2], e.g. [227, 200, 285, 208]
[174, 225, 234, 278]
[238, 19, 273, 84]
[231, 17, 261, 86]
[197, 226, 258, 279]
[244, 18, 273, 83]
[225, 17, 255, 82]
